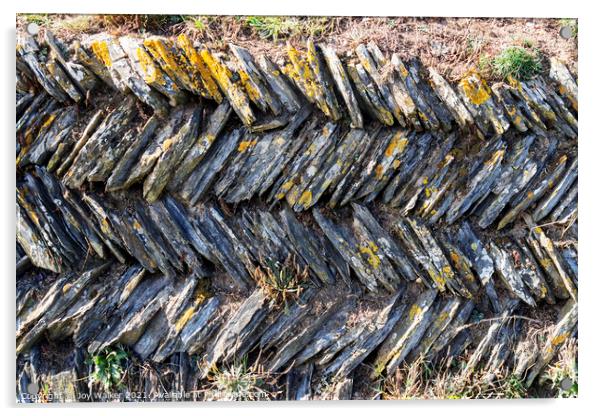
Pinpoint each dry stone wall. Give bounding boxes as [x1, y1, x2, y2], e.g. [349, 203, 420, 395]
[16, 29, 578, 401]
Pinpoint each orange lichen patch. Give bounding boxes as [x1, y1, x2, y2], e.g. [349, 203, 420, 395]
[176, 34, 222, 102]
[90, 40, 112, 67]
[100, 217, 112, 235]
[374, 164, 384, 180]
[539, 284, 548, 298]
[298, 190, 313, 209]
[551, 332, 569, 347]
[62, 283, 72, 294]
[359, 240, 381, 269]
[132, 220, 143, 232]
[384, 133, 408, 158]
[449, 252, 462, 268]
[281, 63, 300, 84]
[288, 43, 334, 118]
[237, 139, 257, 152]
[460, 71, 491, 105]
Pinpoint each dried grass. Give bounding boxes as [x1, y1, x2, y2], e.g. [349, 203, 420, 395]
[17, 15, 577, 81]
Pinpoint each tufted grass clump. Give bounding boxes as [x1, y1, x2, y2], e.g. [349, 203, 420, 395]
[245, 16, 301, 41]
[491, 46, 542, 81]
[252, 255, 309, 309]
[205, 357, 276, 401]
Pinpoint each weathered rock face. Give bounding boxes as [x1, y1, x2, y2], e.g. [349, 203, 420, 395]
[16, 29, 577, 402]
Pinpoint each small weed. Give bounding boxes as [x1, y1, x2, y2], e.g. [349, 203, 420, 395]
[204, 356, 276, 401]
[541, 338, 578, 398]
[252, 255, 309, 309]
[183, 15, 212, 33]
[502, 373, 528, 398]
[245, 16, 301, 42]
[303, 17, 332, 38]
[466, 36, 484, 55]
[22, 14, 51, 26]
[86, 345, 128, 390]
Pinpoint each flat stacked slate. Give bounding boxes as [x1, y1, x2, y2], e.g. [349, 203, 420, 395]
[16, 29, 577, 401]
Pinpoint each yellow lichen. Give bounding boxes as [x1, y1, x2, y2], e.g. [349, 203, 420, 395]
[239, 69, 261, 102]
[484, 149, 505, 166]
[162, 137, 175, 152]
[41, 114, 56, 130]
[408, 304, 422, 320]
[281, 180, 295, 192]
[359, 241, 381, 269]
[200, 49, 254, 125]
[176, 34, 222, 102]
[136, 47, 163, 85]
[144, 38, 193, 89]
[460, 71, 491, 105]
[90, 40, 112, 67]
[441, 265, 453, 279]
[298, 190, 313, 208]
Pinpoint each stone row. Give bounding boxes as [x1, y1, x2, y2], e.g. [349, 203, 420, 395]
[17, 31, 577, 138]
